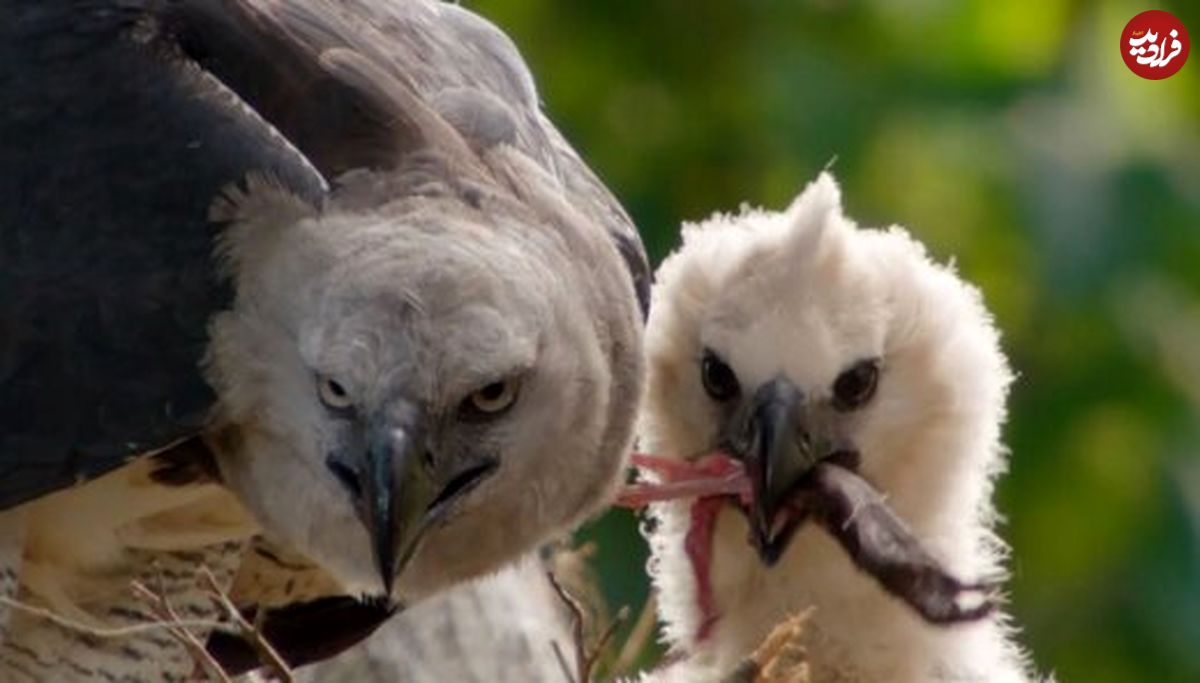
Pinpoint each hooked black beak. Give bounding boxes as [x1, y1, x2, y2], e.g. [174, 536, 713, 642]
[731, 376, 823, 564]
[325, 402, 501, 597]
[363, 409, 437, 597]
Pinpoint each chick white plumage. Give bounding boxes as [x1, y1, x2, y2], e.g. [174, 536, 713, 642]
[638, 174, 1034, 682]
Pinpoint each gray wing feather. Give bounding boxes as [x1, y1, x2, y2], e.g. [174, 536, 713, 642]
[415, 0, 652, 314]
[223, 0, 652, 313]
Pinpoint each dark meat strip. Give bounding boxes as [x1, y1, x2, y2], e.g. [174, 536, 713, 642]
[805, 463, 998, 624]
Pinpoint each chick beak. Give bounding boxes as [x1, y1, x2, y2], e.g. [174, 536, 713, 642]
[363, 410, 438, 597]
[736, 376, 821, 564]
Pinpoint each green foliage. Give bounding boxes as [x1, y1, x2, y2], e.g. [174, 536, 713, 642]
[469, 1, 1200, 679]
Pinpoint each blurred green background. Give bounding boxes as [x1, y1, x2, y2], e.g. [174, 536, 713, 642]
[468, 1, 1200, 680]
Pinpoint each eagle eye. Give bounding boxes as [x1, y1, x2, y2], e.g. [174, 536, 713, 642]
[461, 379, 520, 420]
[832, 358, 880, 411]
[701, 350, 740, 402]
[318, 377, 354, 411]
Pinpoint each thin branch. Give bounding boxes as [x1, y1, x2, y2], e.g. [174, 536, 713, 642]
[130, 580, 232, 683]
[0, 570, 241, 683]
[551, 640, 577, 683]
[612, 595, 658, 675]
[728, 611, 811, 683]
[546, 570, 630, 683]
[0, 595, 227, 640]
[591, 605, 630, 679]
[547, 570, 588, 683]
[199, 567, 294, 683]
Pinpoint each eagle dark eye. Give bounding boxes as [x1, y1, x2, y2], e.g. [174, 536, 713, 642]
[832, 359, 880, 411]
[701, 350, 740, 402]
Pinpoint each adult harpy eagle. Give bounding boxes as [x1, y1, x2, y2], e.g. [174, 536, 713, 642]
[627, 175, 1035, 681]
[1, 0, 647, 677]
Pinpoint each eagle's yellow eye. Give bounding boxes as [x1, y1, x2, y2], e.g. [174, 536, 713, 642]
[465, 379, 519, 417]
[318, 377, 354, 410]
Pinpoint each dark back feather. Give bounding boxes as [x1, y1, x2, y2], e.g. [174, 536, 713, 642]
[0, 0, 326, 509]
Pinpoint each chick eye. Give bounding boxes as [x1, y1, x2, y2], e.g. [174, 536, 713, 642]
[701, 350, 740, 402]
[832, 359, 880, 411]
[318, 377, 354, 411]
[463, 379, 519, 419]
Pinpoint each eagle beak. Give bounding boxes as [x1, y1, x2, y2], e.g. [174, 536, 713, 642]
[364, 413, 438, 597]
[346, 403, 500, 598]
[734, 376, 822, 564]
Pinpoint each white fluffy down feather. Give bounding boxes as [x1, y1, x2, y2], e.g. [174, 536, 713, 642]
[638, 174, 1036, 682]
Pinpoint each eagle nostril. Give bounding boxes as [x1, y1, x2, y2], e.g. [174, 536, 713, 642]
[325, 455, 363, 499]
[796, 428, 813, 452]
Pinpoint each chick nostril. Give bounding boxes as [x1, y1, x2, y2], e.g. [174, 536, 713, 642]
[325, 456, 363, 499]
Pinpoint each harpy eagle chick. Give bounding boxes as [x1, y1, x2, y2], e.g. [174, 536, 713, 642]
[630, 174, 1034, 681]
[0, 0, 646, 676]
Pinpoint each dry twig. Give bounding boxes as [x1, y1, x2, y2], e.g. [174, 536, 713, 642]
[0, 564, 299, 683]
[130, 577, 232, 683]
[612, 595, 658, 676]
[722, 611, 811, 683]
[198, 566, 294, 683]
[0, 595, 226, 640]
[547, 570, 630, 683]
